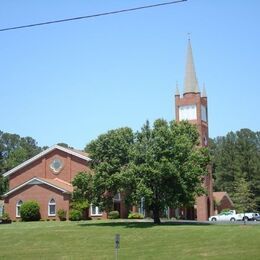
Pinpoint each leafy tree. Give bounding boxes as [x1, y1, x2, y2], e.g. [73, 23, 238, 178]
[210, 129, 260, 211]
[86, 127, 134, 212]
[122, 119, 209, 224]
[0, 131, 42, 195]
[232, 177, 256, 212]
[211, 133, 240, 194]
[86, 120, 209, 224]
[0, 131, 42, 174]
[0, 175, 8, 197]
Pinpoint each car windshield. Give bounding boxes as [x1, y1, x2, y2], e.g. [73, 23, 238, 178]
[220, 212, 230, 215]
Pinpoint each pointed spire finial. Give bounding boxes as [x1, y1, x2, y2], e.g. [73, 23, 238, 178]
[202, 82, 207, 97]
[184, 38, 199, 94]
[175, 81, 180, 96]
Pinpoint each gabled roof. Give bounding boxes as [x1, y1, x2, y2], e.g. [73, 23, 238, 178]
[2, 177, 73, 197]
[213, 192, 234, 206]
[3, 144, 91, 178]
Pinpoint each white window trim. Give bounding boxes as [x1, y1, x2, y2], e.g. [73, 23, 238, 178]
[90, 204, 102, 216]
[48, 199, 56, 217]
[16, 200, 23, 218]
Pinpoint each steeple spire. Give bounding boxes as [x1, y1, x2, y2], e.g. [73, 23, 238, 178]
[184, 39, 199, 94]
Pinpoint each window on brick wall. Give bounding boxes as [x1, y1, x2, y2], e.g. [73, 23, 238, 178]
[16, 200, 23, 217]
[90, 204, 102, 216]
[48, 198, 56, 216]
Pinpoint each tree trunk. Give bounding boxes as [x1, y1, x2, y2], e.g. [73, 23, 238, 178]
[152, 205, 161, 224]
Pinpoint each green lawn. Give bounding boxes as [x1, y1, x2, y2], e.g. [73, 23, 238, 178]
[0, 220, 260, 259]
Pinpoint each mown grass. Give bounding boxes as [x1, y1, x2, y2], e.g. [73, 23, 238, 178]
[0, 220, 260, 259]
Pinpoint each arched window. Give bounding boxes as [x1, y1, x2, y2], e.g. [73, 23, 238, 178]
[16, 200, 23, 217]
[48, 199, 56, 216]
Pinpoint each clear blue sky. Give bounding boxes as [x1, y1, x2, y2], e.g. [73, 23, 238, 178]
[1, 0, 259, 149]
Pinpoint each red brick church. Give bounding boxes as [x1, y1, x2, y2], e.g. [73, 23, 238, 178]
[2, 145, 100, 220]
[2, 40, 231, 221]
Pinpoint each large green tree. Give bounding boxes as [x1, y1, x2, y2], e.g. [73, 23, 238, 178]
[122, 119, 209, 224]
[86, 120, 209, 224]
[210, 129, 260, 211]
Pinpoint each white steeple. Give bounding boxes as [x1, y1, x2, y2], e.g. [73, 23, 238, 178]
[184, 39, 199, 94]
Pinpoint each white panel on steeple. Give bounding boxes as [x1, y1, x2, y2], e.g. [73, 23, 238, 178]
[179, 105, 197, 121]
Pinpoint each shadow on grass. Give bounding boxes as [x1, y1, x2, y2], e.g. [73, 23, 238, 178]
[78, 220, 212, 228]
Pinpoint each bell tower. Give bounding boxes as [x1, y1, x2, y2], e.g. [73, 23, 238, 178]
[175, 39, 214, 221]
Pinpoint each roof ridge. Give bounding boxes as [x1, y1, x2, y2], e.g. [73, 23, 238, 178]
[3, 144, 91, 177]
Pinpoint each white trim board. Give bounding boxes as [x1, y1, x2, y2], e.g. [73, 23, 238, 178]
[2, 177, 71, 197]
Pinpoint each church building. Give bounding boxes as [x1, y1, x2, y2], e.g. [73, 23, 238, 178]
[2, 40, 224, 221]
[2, 145, 105, 220]
[174, 39, 214, 221]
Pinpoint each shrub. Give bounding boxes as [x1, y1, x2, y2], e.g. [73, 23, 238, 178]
[20, 200, 41, 221]
[57, 209, 67, 221]
[1, 212, 12, 224]
[70, 200, 88, 220]
[108, 211, 120, 219]
[69, 209, 82, 221]
[70, 200, 88, 212]
[128, 212, 144, 219]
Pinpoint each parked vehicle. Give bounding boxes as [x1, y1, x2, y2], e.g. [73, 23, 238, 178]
[209, 210, 243, 222]
[252, 213, 260, 221]
[241, 212, 260, 221]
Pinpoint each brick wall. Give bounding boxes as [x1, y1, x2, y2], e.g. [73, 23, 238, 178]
[8, 148, 91, 189]
[4, 183, 70, 220]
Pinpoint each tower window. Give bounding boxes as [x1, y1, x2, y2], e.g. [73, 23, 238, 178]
[179, 105, 197, 121]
